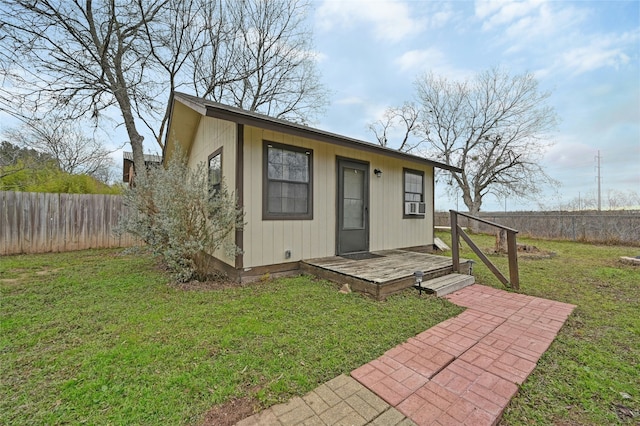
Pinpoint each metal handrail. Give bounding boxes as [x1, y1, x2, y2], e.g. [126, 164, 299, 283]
[449, 210, 520, 290]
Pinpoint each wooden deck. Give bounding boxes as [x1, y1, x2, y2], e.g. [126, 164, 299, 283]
[301, 249, 472, 300]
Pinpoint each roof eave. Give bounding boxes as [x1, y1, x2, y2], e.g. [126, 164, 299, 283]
[172, 91, 462, 174]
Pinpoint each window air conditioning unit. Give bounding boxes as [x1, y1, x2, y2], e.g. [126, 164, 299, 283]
[405, 202, 426, 215]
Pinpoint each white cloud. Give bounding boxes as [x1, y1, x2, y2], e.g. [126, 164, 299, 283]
[474, 0, 639, 79]
[395, 48, 446, 73]
[507, 3, 585, 42]
[315, 0, 426, 43]
[537, 29, 639, 77]
[560, 31, 638, 75]
[476, 0, 545, 31]
[309, 50, 329, 63]
[545, 138, 595, 169]
[394, 48, 473, 81]
[474, 0, 504, 19]
[429, 4, 455, 29]
[474, 0, 588, 53]
[563, 46, 628, 76]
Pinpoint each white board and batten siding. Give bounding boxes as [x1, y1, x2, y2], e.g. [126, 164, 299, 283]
[184, 116, 238, 266]
[242, 127, 334, 269]
[185, 116, 435, 270]
[242, 125, 435, 269]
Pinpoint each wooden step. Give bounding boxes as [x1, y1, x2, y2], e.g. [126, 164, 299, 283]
[415, 273, 475, 297]
[433, 237, 450, 251]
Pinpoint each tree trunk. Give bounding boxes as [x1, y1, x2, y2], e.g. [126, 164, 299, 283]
[113, 88, 146, 176]
[462, 192, 482, 231]
[495, 229, 508, 253]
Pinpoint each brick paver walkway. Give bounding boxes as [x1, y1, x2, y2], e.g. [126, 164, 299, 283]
[236, 374, 415, 426]
[237, 284, 576, 426]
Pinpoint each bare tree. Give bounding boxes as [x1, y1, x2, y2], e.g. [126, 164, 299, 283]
[0, 0, 327, 171]
[415, 68, 558, 215]
[0, 0, 166, 169]
[606, 189, 640, 210]
[3, 117, 116, 182]
[186, 0, 326, 125]
[367, 103, 422, 152]
[558, 195, 585, 212]
[579, 194, 598, 211]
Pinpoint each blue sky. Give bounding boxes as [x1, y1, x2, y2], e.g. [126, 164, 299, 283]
[309, 0, 640, 211]
[2, 1, 637, 211]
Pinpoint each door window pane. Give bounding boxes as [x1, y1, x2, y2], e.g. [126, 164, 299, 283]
[343, 168, 364, 229]
[343, 199, 364, 229]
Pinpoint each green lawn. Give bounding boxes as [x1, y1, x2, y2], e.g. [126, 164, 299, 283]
[0, 249, 462, 425]
[2, 235, 639, 425]
[435, 231, 640, 425]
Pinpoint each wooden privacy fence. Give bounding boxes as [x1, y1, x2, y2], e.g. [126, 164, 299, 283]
[1, 191, 139, 255]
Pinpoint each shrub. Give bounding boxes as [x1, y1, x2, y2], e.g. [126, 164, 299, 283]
[1, 159, 122, 194]
[118, 150, 243, 282]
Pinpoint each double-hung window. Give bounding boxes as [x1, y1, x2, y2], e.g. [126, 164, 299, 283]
[263, 142, 313, 220]
[404, 168, 425, 218]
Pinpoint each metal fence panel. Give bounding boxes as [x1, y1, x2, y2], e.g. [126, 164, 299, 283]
[435, 210, 640, 245]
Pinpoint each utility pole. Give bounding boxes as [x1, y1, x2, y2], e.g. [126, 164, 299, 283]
[595, 151, 602, 211]
[578, 192, 581, 211]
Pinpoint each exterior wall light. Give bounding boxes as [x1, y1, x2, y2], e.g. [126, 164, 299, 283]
[414, 270, 425, 295]
[374, 169, 382, 177]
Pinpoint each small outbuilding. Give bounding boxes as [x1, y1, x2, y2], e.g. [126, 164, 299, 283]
[164, 92, 462, 284]
[122, 151, 162, 185]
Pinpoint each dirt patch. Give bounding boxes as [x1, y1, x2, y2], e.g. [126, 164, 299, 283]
[485, 243, 556, 260]
[201, 396, 260, 426]
[516, 244, 556, 259]
[35, 268, 63, 276]
[1, 267, 64, 285]
[0, 268, 29, 282]
[171, 272, 275, 292]
[613, 403, 637, 422]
